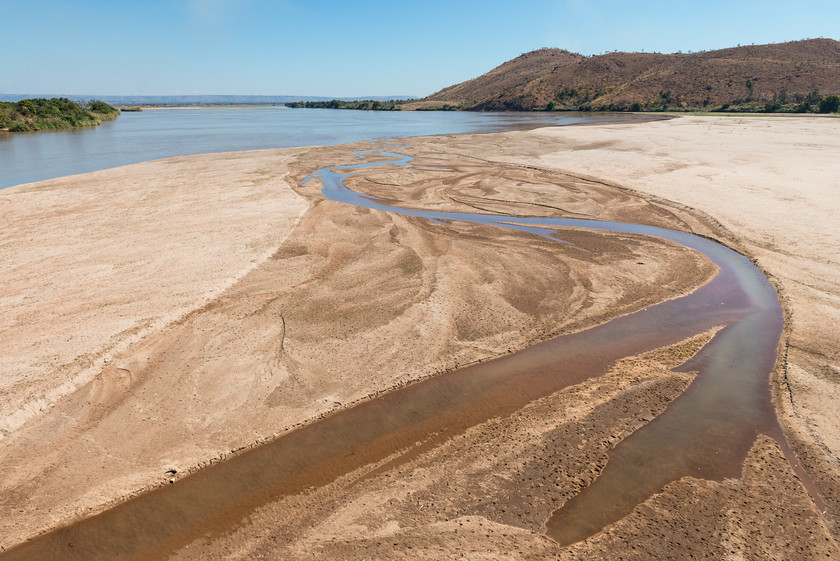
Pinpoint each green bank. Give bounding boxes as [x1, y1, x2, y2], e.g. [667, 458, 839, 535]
[0, 98, 119, 133]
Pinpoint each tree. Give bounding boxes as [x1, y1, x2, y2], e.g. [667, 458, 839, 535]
[818, 95, 840, 114]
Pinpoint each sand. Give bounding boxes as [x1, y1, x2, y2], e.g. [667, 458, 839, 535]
[0, 115, 837, 559]
[445, 114, 840, 524]
[0, 149, 309, 434]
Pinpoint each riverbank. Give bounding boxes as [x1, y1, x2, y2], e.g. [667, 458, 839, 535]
[0, 98, 118, 133]
[1, 116, 837, 559]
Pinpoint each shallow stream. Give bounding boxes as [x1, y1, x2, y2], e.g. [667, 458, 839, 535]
[2, 146, 816, 559]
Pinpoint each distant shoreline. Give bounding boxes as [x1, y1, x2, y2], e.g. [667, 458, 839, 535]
[141, 104, 291, 110]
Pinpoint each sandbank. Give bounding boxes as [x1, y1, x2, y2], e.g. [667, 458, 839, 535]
[0, 115, 837, 559]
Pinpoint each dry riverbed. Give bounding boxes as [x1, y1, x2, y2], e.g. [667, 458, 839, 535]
[1, 116, 837, 559]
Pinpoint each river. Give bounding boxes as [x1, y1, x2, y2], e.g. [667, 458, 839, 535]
[0, 107, 645, 190]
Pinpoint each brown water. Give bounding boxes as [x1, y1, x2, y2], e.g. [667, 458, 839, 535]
[1, 148, 806, 559]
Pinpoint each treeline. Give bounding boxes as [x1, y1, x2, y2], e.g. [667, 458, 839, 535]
[287, 93, 840, 114]
[0, 98, 119, 132]
[415, 104, 461, 111]
[538, 89, 840, 114]
[285, 99, 405, 110]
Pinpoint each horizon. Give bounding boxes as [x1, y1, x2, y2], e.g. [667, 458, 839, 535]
[0, 94, 418, 103]
[3, 1, 839, 98]
[4, 35, 838, 103]
[4, 36, 839, 102]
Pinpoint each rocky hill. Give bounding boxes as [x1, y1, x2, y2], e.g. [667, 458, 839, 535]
[425, 39, 840, 112]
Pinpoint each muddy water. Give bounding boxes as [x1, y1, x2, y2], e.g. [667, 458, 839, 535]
[313, 149, 805, 544]
[1, 148, 805, 559]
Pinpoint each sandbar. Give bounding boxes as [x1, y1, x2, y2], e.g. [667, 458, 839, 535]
[0, 115, 837, 559]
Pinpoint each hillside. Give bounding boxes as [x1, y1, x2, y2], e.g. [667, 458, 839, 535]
[0, 98, 119, 132]
[430, 48, 584, 107]
[425, 39, 840, 112]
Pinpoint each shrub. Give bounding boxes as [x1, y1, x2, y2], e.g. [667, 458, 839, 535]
[818, 95, 840, 114]
[88, 100, 116, 114]
[1, 98, 118, 132]
[763, 101, 782, 113]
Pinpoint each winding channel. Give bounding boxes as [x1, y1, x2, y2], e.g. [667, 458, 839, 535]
[2, 146, 821, 559]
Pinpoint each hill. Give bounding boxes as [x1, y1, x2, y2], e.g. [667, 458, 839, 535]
[0, 98, 119, 132]
[429, 48, 584, 107]
[424, 39, 840, 112]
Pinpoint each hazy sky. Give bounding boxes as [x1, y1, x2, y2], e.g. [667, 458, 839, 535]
[3, 0, 838, 97]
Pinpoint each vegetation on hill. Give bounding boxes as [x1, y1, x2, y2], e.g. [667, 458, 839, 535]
[415, 104, 461, 111]
[285, 99, 404, 110]
[425, 39, 840, 113]
[0, 98, 119, 132]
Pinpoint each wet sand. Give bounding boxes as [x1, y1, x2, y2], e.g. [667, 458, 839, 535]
[1, 116, 838, 559]
[445, 114, 840, 531]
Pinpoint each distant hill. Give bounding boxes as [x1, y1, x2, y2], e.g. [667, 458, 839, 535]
[424, 39, 840, 112]
[0, 94, 416, 106]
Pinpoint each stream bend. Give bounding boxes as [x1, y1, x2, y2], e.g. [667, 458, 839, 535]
[310, 146, 811, 544]
[1, 145, 817, 559]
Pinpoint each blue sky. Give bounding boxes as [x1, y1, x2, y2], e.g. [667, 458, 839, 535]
[3, 0, 838, 97]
